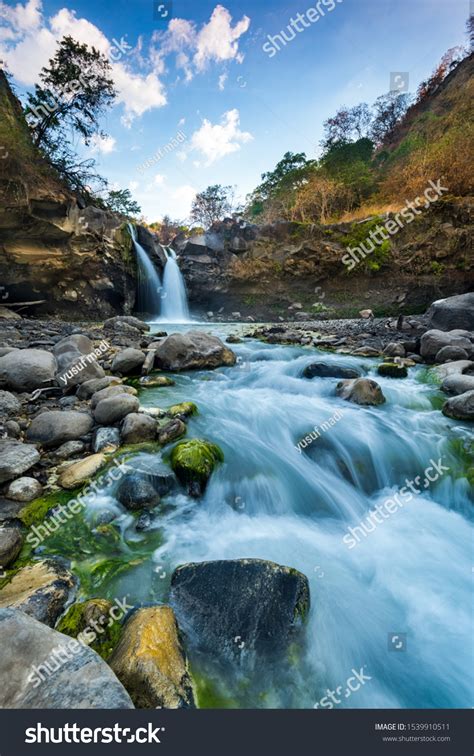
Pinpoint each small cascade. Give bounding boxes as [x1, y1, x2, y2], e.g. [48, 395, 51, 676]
[128, 224, 162, 317]
[159, 246, 190, 322]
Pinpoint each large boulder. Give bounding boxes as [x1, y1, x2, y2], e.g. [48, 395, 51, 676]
[441, 374, 474, 396]
[90, 384, 137, 408]
[442, 390, 474, 421]
[111, 348, 146, 375]
[0, 560, 76, 626]
[154, 331, 236, 371]
[0, 440, 40, 483]
[302, 363, 360, 380]
[109, 606, 195, 709]
[0, 608, 134, 708]
[336, 378, 386, 406]
[120, 413, 156, 444]
[435, 345, 470, 363]
[433, 360, 474, 381]
[420, 329, 472, 361]
[5, 477, 42, 502]
[170, 439, 223, 496]
[27, 410, 93, 448]
[0, 349, 56, 392]
[170, 559, 310, 663]
[94, 394, 140, 425]
[427, 293, 474, 331]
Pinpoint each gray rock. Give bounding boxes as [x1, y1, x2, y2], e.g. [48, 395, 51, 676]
[76, 376, 122, 400]
[111, 348, 146, 375]
[0, 349, 57, 392]
[92, 426, 121, 453]
[0, 608, 134, 708]
[0, 390, 21, 416]
[154, 331, 236, 371]
[4, 420, 20, 438]
[383, 342, 406, 358]
[104, 316, 149, 333]
[336, 378, 386, 406]
[427, 293, 474, 331]
[0, 559, 76, 626]
[0, 440, 40, 483]
[54, 334, 93, 356]
[6, 477, 42, 502]
[420, 329, 472, 361]
[90, 385, 136, 409]
[441, 374, 474, 396]
[94, 394, 140, 425]
[157, 418, 187, 446]
[120, 413, 156, 444]
[442, 390, 474, 421]
[170, 559, 310, 664]
[434, 360, 474, 380]
[303, 363, 361, 380]
[115, 473, 160, 511]
[0, 526, 23, 568]
[435, 345, 469, 363]
[27, 411, 93, 448]
[53, 440, 86, 460]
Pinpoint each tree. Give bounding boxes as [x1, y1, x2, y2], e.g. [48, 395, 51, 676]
[246, 152, 316, 220]
[416, 47, 465, 103]
[321, 104, 372, 151]
[105, 189, 141, 217]
[190, 185, 234, 227]
[25, 36, 116, 195]
[370, 92, 411, 145]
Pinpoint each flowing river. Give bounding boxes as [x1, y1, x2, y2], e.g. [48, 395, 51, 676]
[42, 323, 473, 709]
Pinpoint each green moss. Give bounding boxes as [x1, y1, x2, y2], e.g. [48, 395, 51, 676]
[168, 402, 198, 418]
[338, 216, 391, 274]
[377, 362, 408, 378]
[191, 668, 238, 709]
[18, 489, 73, 528]
[170, 439, 224, 489]
[56, 599, 123, 660]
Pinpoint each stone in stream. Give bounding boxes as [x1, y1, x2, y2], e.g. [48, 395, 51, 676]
[435, 345, 469, 363]
[336, 377, 386, 405]
[0, 608, 134, 709]
[441, 374, 474, 396]
[5, 476, 42, 502]
[111, 348, 146, 375]
[303, 362, 361, 380]
[139, 374, 175, 388]
[170, 559, 310, 663]
[92, 426, 121, 453]
[115, 473, 160, 511]
[433, 360, 474, 381]
[141, 349, 156, 375]
[383, 342, 406, 358]
[420, 329, 472, 361]
[109, 606, 195, 709]
[58, 454, 107, 489]
[426, 293, 474, 331]
[93, 394, 140, 425]
[154, 331, 236, 371]
[157, 418, 187, 446]
[26, 410, 93, 448]
[170, 439, 224, 496]
[120, 413, 156, 444]
[0, 525, 23, 568]
[0, 439, 40, 483]
[167, 402, 198, 418]
[0, 559, 76, 627]
[0, 348, 57, 392]
[0, 390, 21, 416]
[377, 362, 408, 378]
[442, 390, 474, 421]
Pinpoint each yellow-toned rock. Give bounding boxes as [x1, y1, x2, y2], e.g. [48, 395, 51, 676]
[0, 559, 75, 626]
[58, 454, 106, 489]
[109, 606, 195, 709]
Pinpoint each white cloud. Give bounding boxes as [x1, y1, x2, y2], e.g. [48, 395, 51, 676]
[190, 108, 252, 165]
[218, 72, 228, 91]
[176, 150, 187, 162]
[154, 173, 165, 185]
[129, 180, 139, 191]
[171, 184, 197, 217]
[194, 5, 250, 71]
[90, 134, 116, 154]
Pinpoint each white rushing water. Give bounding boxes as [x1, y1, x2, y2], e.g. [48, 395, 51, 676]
[63, 327, 473, 709]
[128, 224, 162, 317]
[158, 247, 190, 323]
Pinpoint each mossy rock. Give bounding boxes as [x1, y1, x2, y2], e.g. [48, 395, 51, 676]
[170, 439, 224, 493]
[168, 402, 198, 418]
[139, 375, 175, 388]
[56, 598, 123, 660]
[377, 362, 408, 378]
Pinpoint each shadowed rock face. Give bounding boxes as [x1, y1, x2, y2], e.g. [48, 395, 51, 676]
[427, 293, 474, 332]
[170, 558, 310, 665]
[0, 608, 134, 709]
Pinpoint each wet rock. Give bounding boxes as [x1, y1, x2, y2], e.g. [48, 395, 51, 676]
[141, 349, 156, 375]
[5, 477, 42, 502]
[0, 559, 76, 626]
[336, 378, 386, 406]
[0, 349, 56, 392]
[377, 362, 408, 378]
[420, 329, 472, 361]
[154, 331, 236, 371]
[90, 384, 137, 408]
[442, 390, 474, 421]
[157, 418, 187, 446]
[170, 439, 223, 495]
[109, 606, 195, 709]
[0, 440, 40, 483]
[170, 559, 310, 663]
[427, 293, 474, 331]
[115, 473, 160, 511]
[435, 345, 469, 363]
[0, 390, 21, 416]
[433, 360, 474, 381]
[56, 598, 122, 660]
[0, 608, 134, 708]
[226, 334, 242, 344]
[92, 427, 121, 453]
[139, 375, 175, 388]
[168, 402, 198, 418]
[0, 526, 23, 568]
[94, 394, 140, 425]
[76, 376, 122, 400]
[58, 454, 107, 489]
[53, 440, 86, 460]
[441, 374, 474, 396]
[303, 363, 360, 380]
[27, 410, 93, 448]
[383, 342, 406, 358]
[111, 348, 146, 376]
[120, 413, 156, 444]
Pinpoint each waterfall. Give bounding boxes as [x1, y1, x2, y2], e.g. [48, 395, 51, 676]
[159, 246, 190, 322]
[128, 224, 162, 317]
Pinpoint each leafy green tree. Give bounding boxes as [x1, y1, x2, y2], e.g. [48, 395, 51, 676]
[190, 184, 234, 227]
[247, 152, 315, 220]
[370, 93, 411, 145]
[105, 189, 141, 217]
[321, 103, 372, 151]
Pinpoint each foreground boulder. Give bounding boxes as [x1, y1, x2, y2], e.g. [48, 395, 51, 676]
[94, 394, 140, 425]
[115, 473, 160, 511]
[427, 293, 474, 331]
[154, 331, 236, 371]
[5, 477, 42, 502]
[170, 439, 223, 495]
[0, 440, 40, 483]
[302, 363, 360, 380]
[27, 410, 93, 448]
[109, 606, 195, 709]
[441, 374, 474, 396]
[336, 378, 386, 406]
[442, 390, 474, 421]
[112, 348, 146, 375]
[0, 559, 76, 626]
[120, 413, 156, 444]
[0, 349, 56, 392]
[0, 608, 134, 708]
[170, 559, 310, 663]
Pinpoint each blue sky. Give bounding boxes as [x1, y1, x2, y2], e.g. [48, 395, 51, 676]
[0, 0, 470, 221]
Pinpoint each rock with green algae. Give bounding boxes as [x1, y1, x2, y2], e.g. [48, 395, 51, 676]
[56, 598, 124, 660]
[377, 362, 408, 378]
[168, 402, 198, 418]
[139, 375, 175, 388]
[170, 439, 224, 495]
